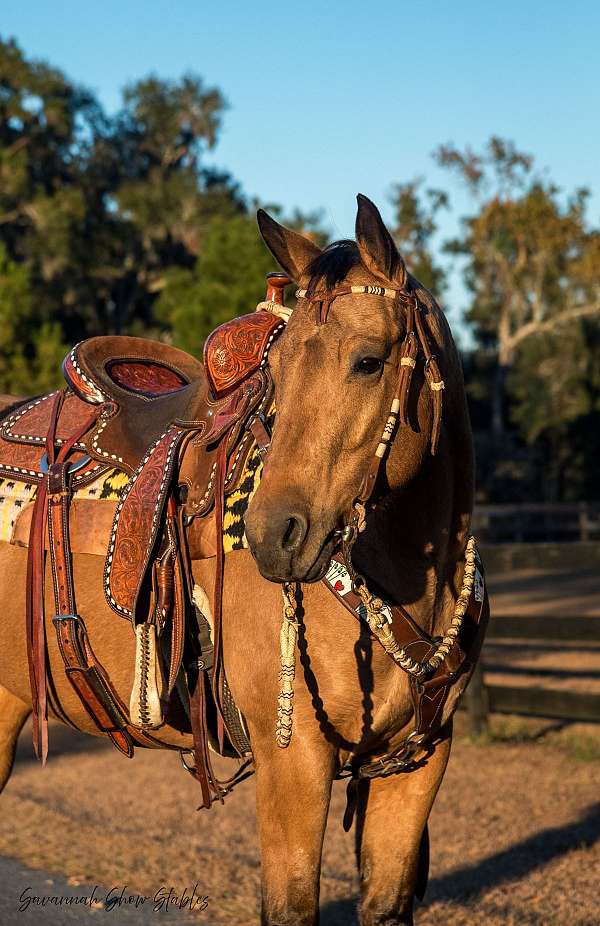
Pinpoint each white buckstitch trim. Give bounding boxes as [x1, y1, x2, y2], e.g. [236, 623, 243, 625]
[0, 460, 104, 483]
[68, 347, 125, 463]
[259, 323, 285, 369]
[68, 346, 109, 403]
[91, 414, 124, 464]
[1, 391, 87, 450]
[104, 428, 181, 617]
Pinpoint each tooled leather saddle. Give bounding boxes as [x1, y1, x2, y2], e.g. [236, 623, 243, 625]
[0, 273, 290, 807]
[1, 270, 488, 808]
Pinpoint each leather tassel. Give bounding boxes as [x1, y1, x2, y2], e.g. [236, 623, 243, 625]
[413, 303, 445, 455]
[397, 332, 418, 427]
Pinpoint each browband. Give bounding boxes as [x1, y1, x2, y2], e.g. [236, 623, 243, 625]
[296, 285, 401, 300]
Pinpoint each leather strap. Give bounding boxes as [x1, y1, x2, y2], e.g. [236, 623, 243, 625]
[26, 391, 98, 762]
[47, 458, 135, 757]
[211, 439, 228, 754]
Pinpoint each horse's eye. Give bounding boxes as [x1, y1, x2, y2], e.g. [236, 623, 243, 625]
[354, 356, 384, 375]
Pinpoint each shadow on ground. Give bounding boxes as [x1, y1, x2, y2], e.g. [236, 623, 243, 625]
[424, 801, 600, 904]
[15, 721, 110, 766]
[320, 801, 600, 924]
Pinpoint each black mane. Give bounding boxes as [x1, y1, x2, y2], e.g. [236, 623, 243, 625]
[306, 240, 361, 294]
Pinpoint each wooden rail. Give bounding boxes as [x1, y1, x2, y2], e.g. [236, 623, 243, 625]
[464, 613, 600, 733]
[472, 502, 600, 543]
[488, 615, 600, 642]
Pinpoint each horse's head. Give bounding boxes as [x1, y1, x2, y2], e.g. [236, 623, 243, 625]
[245, 194, 465, 583]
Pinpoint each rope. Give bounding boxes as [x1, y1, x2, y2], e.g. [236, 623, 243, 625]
[356, 536, 478, 681]
[255, 300, 293, 321]
[275, 582, 299, 748]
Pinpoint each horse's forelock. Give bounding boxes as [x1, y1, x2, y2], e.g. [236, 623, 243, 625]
[305, 240, 361, 295]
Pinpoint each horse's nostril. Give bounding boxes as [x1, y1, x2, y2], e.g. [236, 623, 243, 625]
[281, 514, 306, 552]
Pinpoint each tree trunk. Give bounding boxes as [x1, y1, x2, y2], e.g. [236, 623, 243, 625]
[491, 361, 508, 438]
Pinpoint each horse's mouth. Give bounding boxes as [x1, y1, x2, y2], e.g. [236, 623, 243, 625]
[251, 531, 338, 585]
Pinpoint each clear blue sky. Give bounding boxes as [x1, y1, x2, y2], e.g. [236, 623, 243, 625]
[3, 1, 599, 334]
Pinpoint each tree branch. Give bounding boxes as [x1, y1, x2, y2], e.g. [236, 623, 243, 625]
[506, 303, 600, 353]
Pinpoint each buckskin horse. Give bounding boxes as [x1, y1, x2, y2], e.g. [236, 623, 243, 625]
[0, 195, 488, 925]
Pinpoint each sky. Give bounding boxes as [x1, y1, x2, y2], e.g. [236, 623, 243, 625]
[3, 1, 599, 335]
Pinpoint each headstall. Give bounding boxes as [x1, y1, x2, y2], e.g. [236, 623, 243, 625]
[258, 279, 483, 784]
[272, 282, 463, 765]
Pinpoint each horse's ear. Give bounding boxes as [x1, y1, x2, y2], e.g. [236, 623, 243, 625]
[355, 194, 407, 287]
[257, 209, 322, 282]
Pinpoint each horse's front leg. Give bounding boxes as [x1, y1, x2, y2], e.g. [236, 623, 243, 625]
[355, 724, 452, 926]
[251, 731, 335, 926]
[0, 684, 30, 792]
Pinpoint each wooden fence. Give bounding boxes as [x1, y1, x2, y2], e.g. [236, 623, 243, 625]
[472, 502, 600, 544]
[464, 614, 600, 734]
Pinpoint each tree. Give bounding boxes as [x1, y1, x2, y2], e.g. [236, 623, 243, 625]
[388, 179, 448, 294]
[436, 137, 600, 437]
[0, 37, 247, 356]
[508, 317, 600, 500]
[0, 242, 66, 393]
[156, 207, 330, 356]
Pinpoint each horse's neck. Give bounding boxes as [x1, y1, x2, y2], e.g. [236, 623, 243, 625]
[353, 424, 473, 638]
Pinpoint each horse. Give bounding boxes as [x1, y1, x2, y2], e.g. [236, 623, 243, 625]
[0, 194, 487, 925]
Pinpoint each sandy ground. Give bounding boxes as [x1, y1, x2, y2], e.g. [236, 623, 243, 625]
[0, 568, 599, 925]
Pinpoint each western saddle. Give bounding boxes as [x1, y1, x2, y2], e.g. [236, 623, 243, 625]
[0, 271, 488, 808]
[0, 273, 290, 807]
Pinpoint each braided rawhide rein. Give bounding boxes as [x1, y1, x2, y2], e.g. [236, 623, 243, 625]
[275, 537, 477, 746]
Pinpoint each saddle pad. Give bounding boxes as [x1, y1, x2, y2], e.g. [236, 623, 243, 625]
[2, 468, 128, 547]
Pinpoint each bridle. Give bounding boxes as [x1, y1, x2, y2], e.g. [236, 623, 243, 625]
[295, 282, 445, 560]
[262, 278, 484, 782]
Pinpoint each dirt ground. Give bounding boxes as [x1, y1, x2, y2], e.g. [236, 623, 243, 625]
[0, 569, 599, 926]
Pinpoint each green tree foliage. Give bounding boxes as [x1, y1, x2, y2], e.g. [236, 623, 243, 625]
[156, 207, 329, 355]
[434, 138, 600, 500]
[436, 137, 600, 439]
[388, 179, 448, 294]
[0, 36, 253, 372]
[156, 214, 276, 356]
[0, 242, 66, 393]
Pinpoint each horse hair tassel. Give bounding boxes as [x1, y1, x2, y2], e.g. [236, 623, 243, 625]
[276, 582, 299, 748]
